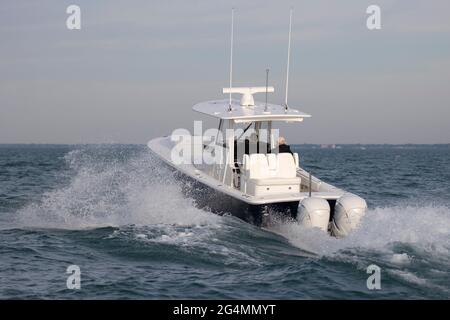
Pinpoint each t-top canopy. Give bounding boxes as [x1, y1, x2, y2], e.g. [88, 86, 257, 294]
[192, 99, 311, 123]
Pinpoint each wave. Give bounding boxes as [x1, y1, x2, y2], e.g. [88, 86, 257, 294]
[273, 205, 450, 254]
[15, 146, 450, 255]
[15, 146, 221, 230]
[11, 146, 450, 294]
[271, 205, 450, 294]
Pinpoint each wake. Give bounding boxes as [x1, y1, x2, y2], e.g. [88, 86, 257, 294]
[11, 146, 450, 293]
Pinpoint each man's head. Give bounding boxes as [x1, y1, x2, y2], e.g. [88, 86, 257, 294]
[278, 136, 286, 145]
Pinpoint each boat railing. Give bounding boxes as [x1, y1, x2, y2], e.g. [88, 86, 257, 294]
[297, 168, 322, 192]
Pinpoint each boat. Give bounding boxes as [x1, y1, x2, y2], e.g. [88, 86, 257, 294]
[147, 89, 367, 237]
[147, 9, 367, 237]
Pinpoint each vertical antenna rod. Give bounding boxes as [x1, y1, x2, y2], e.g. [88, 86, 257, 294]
[309, 172, 312, 197]
[284, 8, 293, 111]
[228, 8, 234, 112]
[265, 68, 269, 112]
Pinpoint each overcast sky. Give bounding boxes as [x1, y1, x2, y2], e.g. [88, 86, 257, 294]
[1, 0, 449, 144]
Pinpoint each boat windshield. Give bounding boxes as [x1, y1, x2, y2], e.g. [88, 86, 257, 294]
[231, 121, 278, 163]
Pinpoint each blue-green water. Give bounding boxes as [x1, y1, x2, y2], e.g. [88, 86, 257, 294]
[0, 144, 449, 299]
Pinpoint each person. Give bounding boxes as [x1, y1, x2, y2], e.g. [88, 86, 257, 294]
[277, 136, 293, 155]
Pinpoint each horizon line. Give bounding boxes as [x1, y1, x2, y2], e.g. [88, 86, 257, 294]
[0, 142, 449, 146]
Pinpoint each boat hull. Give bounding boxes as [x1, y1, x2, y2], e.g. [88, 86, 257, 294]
[173, 168, 299, 226]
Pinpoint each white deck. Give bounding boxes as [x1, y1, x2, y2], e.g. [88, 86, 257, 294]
[192, 99, 311, 122]
[148, 137, 346, 205]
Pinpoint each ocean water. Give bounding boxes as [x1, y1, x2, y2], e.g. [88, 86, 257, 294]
[0, 144, 449, 299]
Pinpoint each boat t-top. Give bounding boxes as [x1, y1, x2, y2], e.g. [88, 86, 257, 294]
[148, 9, 367, 237]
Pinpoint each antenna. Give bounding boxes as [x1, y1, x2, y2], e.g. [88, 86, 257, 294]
[228, 8, 234, 112]
[284, 8, 293, 111]
[265, 69, 269, 112]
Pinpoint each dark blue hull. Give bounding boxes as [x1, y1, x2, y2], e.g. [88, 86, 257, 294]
[173, 170, 299, 226]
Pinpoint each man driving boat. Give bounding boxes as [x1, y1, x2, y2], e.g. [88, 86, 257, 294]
[274, 136, 293, 155]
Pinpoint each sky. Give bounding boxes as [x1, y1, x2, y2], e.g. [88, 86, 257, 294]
[0, 0, 449, 144]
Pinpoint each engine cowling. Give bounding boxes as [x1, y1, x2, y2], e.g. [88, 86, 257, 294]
[331, 195, 367, 237]
[297, 197, 330, 232]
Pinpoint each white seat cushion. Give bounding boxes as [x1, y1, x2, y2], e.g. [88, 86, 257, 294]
[267, 154, 277, 170]
[277, 153, 297, 178]
[248, 154, 269, 179]
[243, 153, 298, 179]
[241, 153, 301, 196]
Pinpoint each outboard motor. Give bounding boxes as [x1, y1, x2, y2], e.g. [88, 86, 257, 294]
[297, 197, 330, 232]
[331, 195, 367, 237]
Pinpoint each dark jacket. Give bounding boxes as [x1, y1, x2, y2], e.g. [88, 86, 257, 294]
[278, 144, 293, 155]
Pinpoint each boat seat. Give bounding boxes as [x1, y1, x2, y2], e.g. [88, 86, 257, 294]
[243, 153, 299, 177]
[241, 153, 301, 196]
[277, 153, 298, 178]
[243, 154, 269, 179]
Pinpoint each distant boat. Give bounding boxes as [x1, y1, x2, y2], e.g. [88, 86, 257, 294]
[320, 144, 336, 149]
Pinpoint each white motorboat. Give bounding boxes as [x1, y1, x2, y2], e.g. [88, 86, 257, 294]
[148, 9, 367, 237]
[148, 89, 367, 237]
